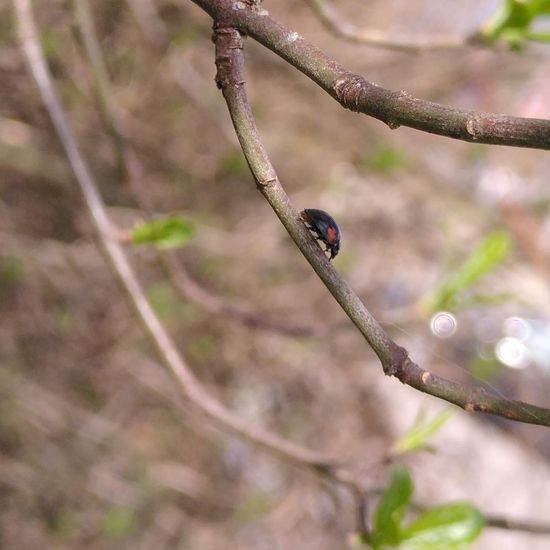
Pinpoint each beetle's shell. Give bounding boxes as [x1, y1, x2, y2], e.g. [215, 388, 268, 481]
[301, 208, 341, 259]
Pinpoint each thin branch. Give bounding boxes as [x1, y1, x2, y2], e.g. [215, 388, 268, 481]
[127, 0, 240, 145]
[193, 0, 550, 150]
[164, 253, 341, 336]
[306, 0, 472, 53]
[15, 0, 361, 489]
[485, 515, 550, 535]
[125, 0, 168, 48]
[74, 0, 335, 339]
[212, 22, 550, 427]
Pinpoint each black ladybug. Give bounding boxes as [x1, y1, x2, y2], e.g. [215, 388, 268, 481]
[301, 208, 341, 260]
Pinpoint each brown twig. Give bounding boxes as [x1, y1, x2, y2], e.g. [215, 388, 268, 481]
[193, 0, 550, 150]
[211, 22, 550, 427]
[306, 0, 472, 53]
[484, 515, 550, 535]
[15, 0, 358, 489]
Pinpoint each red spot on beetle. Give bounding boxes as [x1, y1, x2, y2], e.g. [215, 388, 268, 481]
[326, 226, 338, 245]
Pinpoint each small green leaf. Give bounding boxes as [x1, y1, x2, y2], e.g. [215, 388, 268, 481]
[482, 0, 550, 47]
[391, 409, 454, 456]
[369, 467, 413, 548]
[400, 502, 484, 550]
[483, 0, 533, 42]
[131, 217, 194, 249]
[427, 231, 512, 313]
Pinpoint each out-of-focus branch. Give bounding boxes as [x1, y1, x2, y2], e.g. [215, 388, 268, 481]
[212, 22, 550, 427]
[125, 0, 168, 48]
[126, 0, 239, 145]
[485, 515, 550, 534]
[193, 0, 550, 150]
[74, 0, 334, 338]
[164, 254, 341, 336]
[306, 0, 471, 52]
[15, 0, 360, 488]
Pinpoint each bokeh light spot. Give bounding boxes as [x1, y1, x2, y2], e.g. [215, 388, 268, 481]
[495, 337, 530, 369]
[430, 311, 457, 338]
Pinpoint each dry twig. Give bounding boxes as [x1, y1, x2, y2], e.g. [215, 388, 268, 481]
[306, 0, 472, 52]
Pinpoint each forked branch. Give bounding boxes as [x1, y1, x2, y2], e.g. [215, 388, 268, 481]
[212, 22, 550, 427]
[192, 0, 550, 150]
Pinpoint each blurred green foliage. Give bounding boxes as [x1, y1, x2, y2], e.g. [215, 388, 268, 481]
[146, 281, 196, 322]
[131, 217, 195, 250]
[52, 303, 77, 333]
[391, 409, 454, 456]
[218, 149, 250, 178]
[0, 256, 25, 285]
[234, 492, 274, 523]
[188, 334, 217, 361]
[360, 145, 409, 175]
[47, 509, 80, 537]
[426, 231, 512, 313]
[100, 506, 137, 538]
[483, 0, 550, 48]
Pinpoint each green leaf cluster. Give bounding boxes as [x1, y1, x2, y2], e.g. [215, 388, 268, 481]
[426, 231, 512, 313]
[483, 0, 550, 48]
[362, 468, 484, 550]
[131, 217, 195, 250]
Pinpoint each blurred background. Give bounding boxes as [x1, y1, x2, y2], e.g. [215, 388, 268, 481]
[2, 0, 550, 548]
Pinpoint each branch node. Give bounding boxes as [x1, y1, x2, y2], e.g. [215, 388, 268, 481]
[334, 75, 368, 112]
[232, 0, 269, 15]
[213, 25, 245, 89]
[465, 115, 481, 140]
[382, 343, 409, 377]
[258, 176, 277, 187]
[287, 31, 300, 43]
